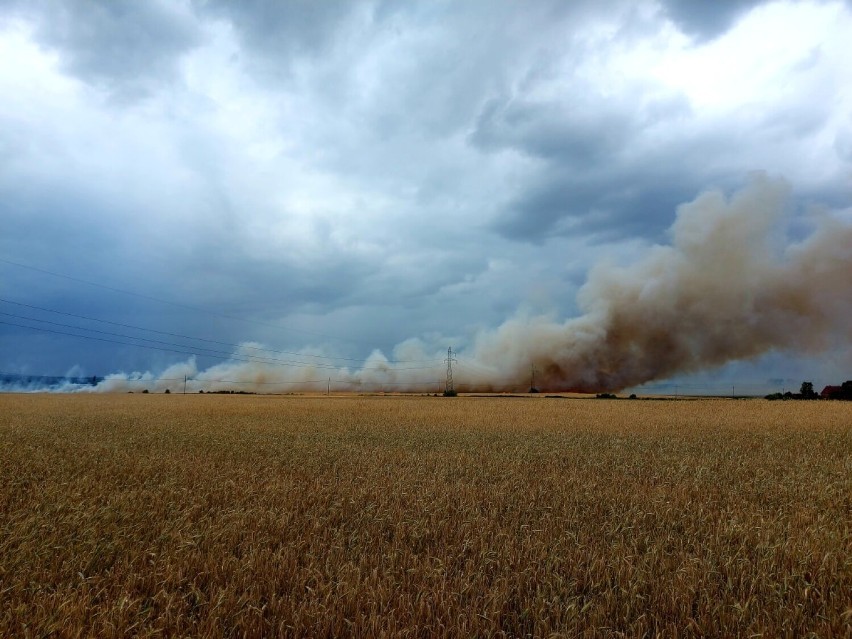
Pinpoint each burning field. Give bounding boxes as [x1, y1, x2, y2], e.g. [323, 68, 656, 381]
[1, 393, 849, 637]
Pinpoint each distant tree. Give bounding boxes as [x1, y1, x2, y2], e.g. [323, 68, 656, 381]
[800, 381, 817, 399]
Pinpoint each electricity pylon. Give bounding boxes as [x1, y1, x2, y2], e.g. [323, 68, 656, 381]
[529, 364, 539, 393]
[444, 347, 457, 396]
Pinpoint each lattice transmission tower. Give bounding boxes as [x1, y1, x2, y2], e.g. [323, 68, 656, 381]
[444, 346, 457, 396]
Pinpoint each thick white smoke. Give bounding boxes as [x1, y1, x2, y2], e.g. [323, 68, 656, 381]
[87, 342, 449, 394]
[86, 174, 851, 394]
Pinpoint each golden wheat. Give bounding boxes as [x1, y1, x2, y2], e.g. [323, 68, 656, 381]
[0, 394, 849, 637]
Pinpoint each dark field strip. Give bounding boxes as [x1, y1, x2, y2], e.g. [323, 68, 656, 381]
[0, 394, 850, 638]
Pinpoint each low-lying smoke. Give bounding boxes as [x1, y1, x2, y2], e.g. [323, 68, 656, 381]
[78, 174, 852, 394]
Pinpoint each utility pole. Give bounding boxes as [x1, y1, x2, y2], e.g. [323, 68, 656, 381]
[327, 377, 330, 396]
[529, 363, 539, 393]
[444, 347, 457, 396]
[183, 375, 187, 395]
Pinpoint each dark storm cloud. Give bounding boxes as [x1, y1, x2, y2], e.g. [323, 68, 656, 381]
[472, 90, 704, 242]
[473, 41, 844, 244]
[492, 168, 706, 245]
[660, 0, 766, 39]
[4, 0, 202, 99]
[470, 96, 636, 167]
[197, 0, 360, 61]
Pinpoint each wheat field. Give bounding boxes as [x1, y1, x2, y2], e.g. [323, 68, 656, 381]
[0, 393, 849, 637]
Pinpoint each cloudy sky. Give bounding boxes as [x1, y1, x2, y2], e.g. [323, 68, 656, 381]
[1, 0, 851, 393]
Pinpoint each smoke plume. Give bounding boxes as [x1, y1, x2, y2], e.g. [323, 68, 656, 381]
[80, 174, 851, 394]
[469, 174, 852, 391]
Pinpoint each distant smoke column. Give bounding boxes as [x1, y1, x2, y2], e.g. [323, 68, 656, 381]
[470, 175, 852, 392]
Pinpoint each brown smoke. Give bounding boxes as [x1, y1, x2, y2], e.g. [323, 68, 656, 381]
[469, 174, 852, 392]
[88, 174, 851, 394]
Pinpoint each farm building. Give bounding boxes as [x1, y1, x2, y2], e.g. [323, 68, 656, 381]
[821, 382, 852, 400]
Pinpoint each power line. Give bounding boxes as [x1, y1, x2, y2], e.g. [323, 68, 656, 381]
[0, 312, 349, 370]
[0, 307, 441, 370]
[0, 370, 443, 391]
[0, 319, 225, 362]
[454, 361, 525, 385]
[0, 297, 441, 364]
[0, 372, 403, 386]
[0, 364, 776, 395]
[0, 319, 442, 373]
[183, 378, 443, 387]
[454, 361, 774, 394]
[0, 257, 364, 345]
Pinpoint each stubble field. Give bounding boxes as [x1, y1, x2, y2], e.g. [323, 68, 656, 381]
[0, 393, 850, 638]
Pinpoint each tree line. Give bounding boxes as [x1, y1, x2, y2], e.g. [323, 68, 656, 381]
[766, 380, 852, 400]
